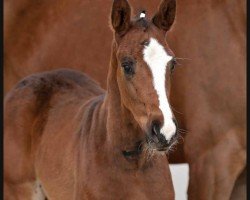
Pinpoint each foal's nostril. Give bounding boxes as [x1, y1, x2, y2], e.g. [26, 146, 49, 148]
[151, 123, 159, 135]
[151, 121, 162, 135]
[151, 123, 160, 143]
[149, 119, 178, 148]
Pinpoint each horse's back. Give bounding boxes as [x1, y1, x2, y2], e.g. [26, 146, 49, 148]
[4, 68, 104, 132]
[4, 68, 105, 145]
[4, 68, 104, 199]
[13, 68, 104, 96]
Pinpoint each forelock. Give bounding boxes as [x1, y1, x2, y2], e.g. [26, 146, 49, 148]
[132, 10, 150, 31]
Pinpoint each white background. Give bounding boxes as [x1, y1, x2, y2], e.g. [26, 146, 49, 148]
[169, 164, 189, 200]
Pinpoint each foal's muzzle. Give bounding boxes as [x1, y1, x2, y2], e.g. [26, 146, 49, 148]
[148, 120, 178, 151]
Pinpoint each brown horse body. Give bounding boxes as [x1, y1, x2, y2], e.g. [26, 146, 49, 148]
[4, 0, 246, 199]
[168, 1, 246, 199]
[4, 0, 179, 199]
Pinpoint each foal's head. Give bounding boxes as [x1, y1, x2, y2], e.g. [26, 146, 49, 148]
[111, 0, 178, 152]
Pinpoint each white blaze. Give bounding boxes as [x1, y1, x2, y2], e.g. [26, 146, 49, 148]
[143, 38, 176, 141]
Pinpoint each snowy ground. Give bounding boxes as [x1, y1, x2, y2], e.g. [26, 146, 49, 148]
[169, 164, 189, 200]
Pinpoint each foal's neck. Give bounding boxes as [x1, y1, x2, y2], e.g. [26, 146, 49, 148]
[103, 41, 143, 151]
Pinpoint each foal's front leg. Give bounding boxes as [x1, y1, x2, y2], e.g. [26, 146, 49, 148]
[185, 129, 246, 200]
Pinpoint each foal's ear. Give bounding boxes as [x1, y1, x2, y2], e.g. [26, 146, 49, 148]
[111, 0, 131, 36]
[152, 0, 176, 32]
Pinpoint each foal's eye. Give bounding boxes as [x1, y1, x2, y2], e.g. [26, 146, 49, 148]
[121, 61, 135, 76]
[169, 58, 177, 74]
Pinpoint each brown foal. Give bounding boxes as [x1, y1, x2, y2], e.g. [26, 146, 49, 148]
[4, 0, 179, 199]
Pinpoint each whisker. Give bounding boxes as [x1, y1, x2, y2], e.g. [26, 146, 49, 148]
[178, 128, 188, 133]
[167, 140, 179, 154]
[173, 57, 192, 68]
[178, 130, 187, 135]
[176, 134, 185, 144]
[169, 104, 183, 115]
[175, 57, 192, 61]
